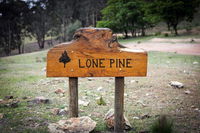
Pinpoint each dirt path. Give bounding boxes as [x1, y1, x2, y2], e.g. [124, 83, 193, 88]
[126, 38, 200, 55]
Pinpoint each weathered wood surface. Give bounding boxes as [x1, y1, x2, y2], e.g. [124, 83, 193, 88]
[47, 28, 147, 77]
[114, 77, 124, 133]
[69, 77, 78, 117]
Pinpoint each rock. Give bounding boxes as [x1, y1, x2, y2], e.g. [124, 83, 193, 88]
[130, 80, 138, 83]
[0, 99, 19, 108]
[42, 67, 46, 72]
[169, 81, 184, 88]
[87, 78, 93, 81]
[140, 114, 151, 119]
[28, 96, 50, 104]
[137, 100, 146, 107]
[190, 38, 195, 43]
[194, 108, 199, 111]
[9, 101, 19, 108]
[22, 96, 28, 99]
[193, 61, 198, 65]
[51, 108, 60, 115]
[97, 86, 103, 91]
[133, 116, 140, 120]
[184, 90, 191, 94]
[104, 109, 132, 130]
[48, 116, 96, 133]
[55, 89, 65, 94]
[58, 108, 68, 116]
[0, 99, 3, 103]
[96, 96, 106, 105]
[36, 57, 42, 62]
[4, 95, 13, 99]
[0, 113, 4, 119]
[79, 100, 90, 107]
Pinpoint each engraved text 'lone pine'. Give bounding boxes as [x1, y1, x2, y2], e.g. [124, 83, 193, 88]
[47, 28, 147, 77]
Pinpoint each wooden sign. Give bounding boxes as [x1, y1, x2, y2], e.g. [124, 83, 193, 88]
[47, 28, 147, 77]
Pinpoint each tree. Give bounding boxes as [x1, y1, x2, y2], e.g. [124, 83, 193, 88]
[0, 0, 30, 55]
[47, 0, 81, 42]
[47, 0, 106, 42]
[29, 0, 50, 49]
[97, 0, 155, 38]
[151, 0, 200, 35]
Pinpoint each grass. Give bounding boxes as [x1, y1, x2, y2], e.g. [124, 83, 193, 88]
[0, 44, 200, 132]
[118, 32, 200, 45]
[24, 35, 57, 45]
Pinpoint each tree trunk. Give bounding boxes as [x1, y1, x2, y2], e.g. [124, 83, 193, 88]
[124, 30, 128, 38]
[38, 39, 45, 49]
[131, 29, 135, 37]
[18, 44, 21, 54]
[141, 27, 145, 36]
[6, 23, 11, 56]
[173, 24, 178, 35]
[22, 43, 24, 53]
[167, 22, 170, 31]
[92, 11, 95, 27]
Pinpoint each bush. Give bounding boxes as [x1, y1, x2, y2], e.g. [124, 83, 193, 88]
[66, 20, 82, 41]
[164, 33, 169, 37]
[151, 115, 173, 133]
[155, 31, 161, 36]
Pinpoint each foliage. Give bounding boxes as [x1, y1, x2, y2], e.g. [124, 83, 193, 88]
[151, 115, 173, 133]
[47, 0, 106, 42]
[97, 0, 157, 38]
[149, 0, 200, 35]
[29, 0, 50, 49]
[0, 0, 107, 53]
[66, 20, 82, 41]
[96, 96, 106, 105]
[0, 0, 30, 55]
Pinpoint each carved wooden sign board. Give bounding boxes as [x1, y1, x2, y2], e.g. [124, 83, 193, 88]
[47, 28, 147, 77]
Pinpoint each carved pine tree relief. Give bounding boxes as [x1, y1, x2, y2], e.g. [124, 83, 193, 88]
[59, 50, 71, 68]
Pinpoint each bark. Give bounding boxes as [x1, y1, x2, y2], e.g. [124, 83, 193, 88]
[141, 27, 145, 36]
[18, 45, 21, 54]
[124, 29, 128, 38]
[38, 38, 45, 49]
[173, 24, 178, 35]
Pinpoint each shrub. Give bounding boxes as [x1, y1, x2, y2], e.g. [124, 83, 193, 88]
[151, 115, 173, 133]
[66, 20, 82, 41]
[155, 32, 161, 36]
[164, 33, 169, 37]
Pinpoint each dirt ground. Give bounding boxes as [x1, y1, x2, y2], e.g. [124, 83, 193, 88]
[126, 38, 200, 56]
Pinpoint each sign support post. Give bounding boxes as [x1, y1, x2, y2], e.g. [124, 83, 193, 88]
[69, 77, 78, 117]
[114, 77, 124, 133]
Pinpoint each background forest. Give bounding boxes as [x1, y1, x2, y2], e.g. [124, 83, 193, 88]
[0, 0, 200, 56]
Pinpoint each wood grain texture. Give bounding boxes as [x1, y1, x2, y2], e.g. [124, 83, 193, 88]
[69, 77, 78, 117]
[114, 77, 124, 133]
[47, 28, 147, 77]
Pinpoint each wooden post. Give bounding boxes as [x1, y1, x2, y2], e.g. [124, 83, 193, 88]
[114, 77, 124, 133]
[69, 77, 78, 117]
